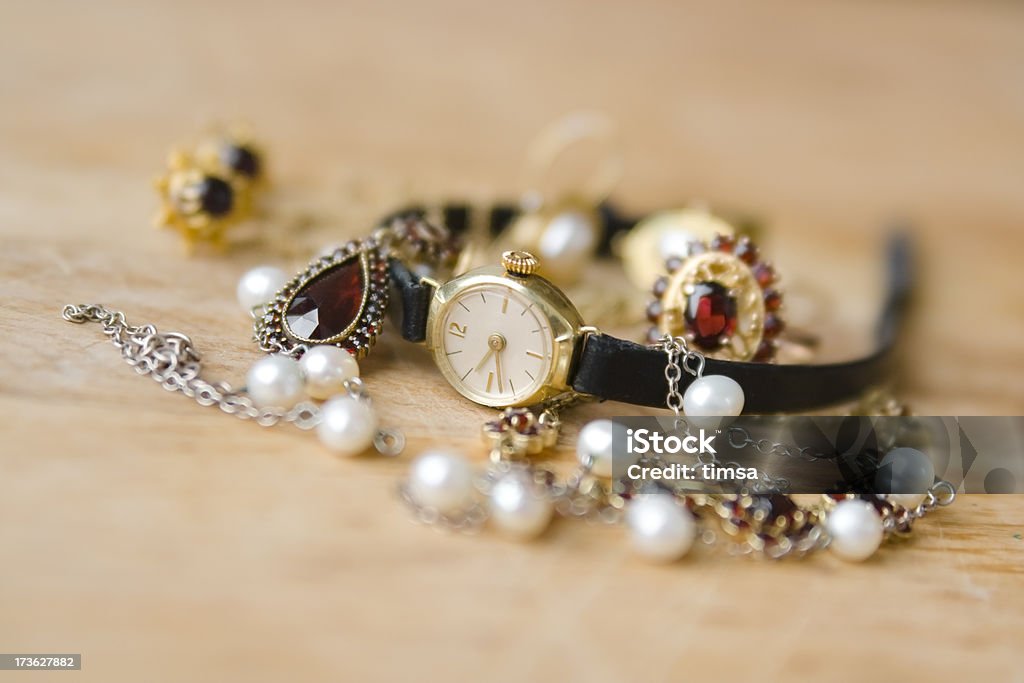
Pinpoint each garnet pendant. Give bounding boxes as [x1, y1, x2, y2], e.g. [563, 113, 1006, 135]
[285, 257, 366, 341]
[254, 240, 389, 358]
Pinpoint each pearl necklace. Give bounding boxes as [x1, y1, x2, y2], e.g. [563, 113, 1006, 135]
[399, 408, 957, 563]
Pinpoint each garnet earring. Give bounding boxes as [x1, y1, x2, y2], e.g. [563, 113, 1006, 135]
[153, 128, 267, 253]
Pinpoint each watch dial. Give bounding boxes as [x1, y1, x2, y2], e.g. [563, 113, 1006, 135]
[437, 283, 554, 406]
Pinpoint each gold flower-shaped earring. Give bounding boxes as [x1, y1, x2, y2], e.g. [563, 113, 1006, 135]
[154, 128, 267, 253]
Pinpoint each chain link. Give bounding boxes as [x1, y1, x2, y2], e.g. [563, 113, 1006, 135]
[726, 425, 828, 462]
[658, 335, 704, 416]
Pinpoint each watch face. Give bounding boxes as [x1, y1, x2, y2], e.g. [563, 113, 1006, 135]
[435, 282, 555, 406]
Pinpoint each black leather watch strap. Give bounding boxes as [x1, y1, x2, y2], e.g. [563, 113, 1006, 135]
[388, 258, 435, 343]
[570, 234, 913, 412]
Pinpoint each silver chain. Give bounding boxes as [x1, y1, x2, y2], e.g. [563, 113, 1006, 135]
[61, 303, 404, 455]
[63, 304, 322, 427]
[659, 335, 705, 416]
[726, 425, 829, 462]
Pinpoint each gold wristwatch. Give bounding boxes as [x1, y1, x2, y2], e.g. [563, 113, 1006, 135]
[423, 251, 588, 407]
[389, 238, 910, 413]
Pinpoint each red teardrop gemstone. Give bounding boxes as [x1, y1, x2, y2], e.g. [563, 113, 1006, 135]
[684, 281, 737, 349]
[285, 257, 366, 341]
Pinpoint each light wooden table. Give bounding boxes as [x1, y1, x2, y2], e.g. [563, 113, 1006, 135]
[2, 1, 1022, 681]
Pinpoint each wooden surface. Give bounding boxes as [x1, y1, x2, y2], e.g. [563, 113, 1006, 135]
[2, 1, 1023, 681]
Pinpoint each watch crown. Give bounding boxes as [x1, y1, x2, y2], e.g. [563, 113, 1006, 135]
[502, 250, 539, 277]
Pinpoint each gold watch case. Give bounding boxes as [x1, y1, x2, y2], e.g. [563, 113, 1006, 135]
[425, 261, 586, 408]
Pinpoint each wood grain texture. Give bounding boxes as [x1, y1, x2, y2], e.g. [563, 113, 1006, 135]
[1, 1, 1023, 681]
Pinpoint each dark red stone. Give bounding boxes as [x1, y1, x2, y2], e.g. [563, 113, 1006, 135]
[766, 494, 798, 519]
[684, 281, 737, 348]
[646, 326, 663, 344]
[285, 257, 366, 341]
[753, 339, 775, 361]
[763, 312, 784, 338]
[687, 241, 707, 257]
[734, 237, 758, 264]
[710, 234, 734, 253]
[220, 144, 261, 178]
[197, 176, 234, 216]
[763, 288, 782, 311]
[652, 275, 669, 298]
[752, 262, 775, 287]
[664, 255, 684, 274]
[508, 412, 531, 432]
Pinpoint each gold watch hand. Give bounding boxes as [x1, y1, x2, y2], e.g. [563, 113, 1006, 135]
[494, 347, 503, 393]
[474, 347, 495, 373]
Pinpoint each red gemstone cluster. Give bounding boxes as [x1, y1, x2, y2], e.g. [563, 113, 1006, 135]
[709, 493, 818, 554]
[646, 234, 784, 362]
[386, 214, 462, 268]
[481, 407, 559, 458]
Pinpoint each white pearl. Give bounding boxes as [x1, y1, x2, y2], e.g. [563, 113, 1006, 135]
[316, 395, 379, 456]
[875, 447, 935, 496]
[300, 346, 360, 400]
[246, 355, 305, 410]
[625, 495, 697, 562]
[657, 229, 699, 261]
[827, 499, 884, 561]
[575, 419, 636, 477]
[885, 493, 926, 510]
[537, 210, 598, 282]
[576, 419, 614, 476]
[682, 374, 744, 430]
[237, 266, 288, 312]
[488, 471, 554, 539]
[407, 451, 476, 515]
